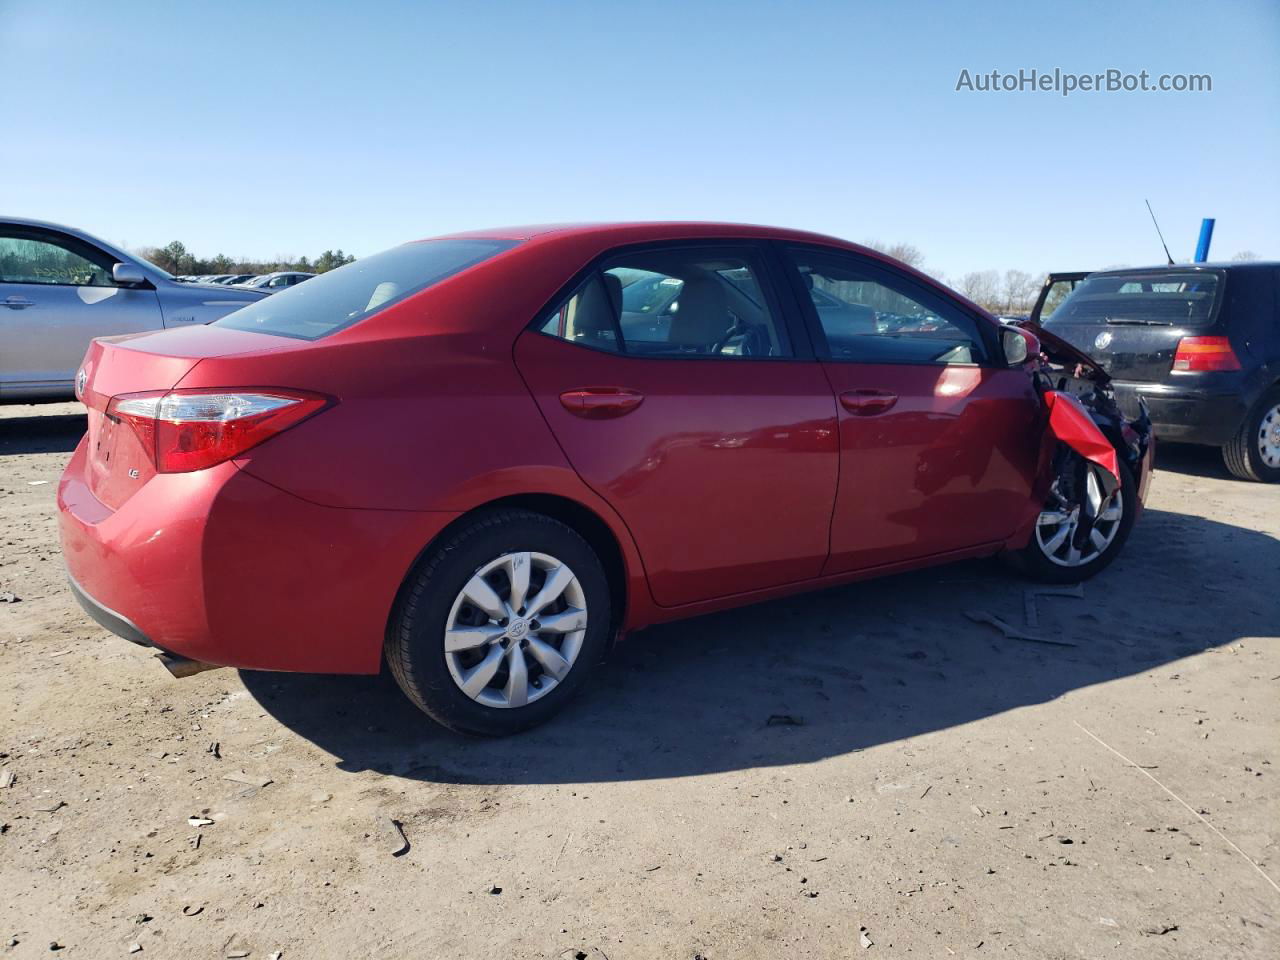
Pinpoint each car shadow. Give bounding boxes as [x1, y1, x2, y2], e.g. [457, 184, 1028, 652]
[0, 412, 86, 455]
[243, 506, 1276, 785]
[1154, 441, 1235, 480]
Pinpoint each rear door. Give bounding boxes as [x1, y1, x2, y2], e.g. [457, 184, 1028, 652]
[779, 245, 1042, 574]
[515, 242, 839, 607]
[0, 225, 161, 397]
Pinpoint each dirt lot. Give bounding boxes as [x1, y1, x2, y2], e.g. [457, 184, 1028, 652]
[1, 402, 1277, 959]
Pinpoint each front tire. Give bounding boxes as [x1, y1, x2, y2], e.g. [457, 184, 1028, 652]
[386, 509, 612, 737]
[1007, 458, 1137, 584]
[1222, 387, 1280, 483]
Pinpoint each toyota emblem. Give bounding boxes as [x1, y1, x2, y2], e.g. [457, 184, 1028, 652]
[75, 367, 87, 399]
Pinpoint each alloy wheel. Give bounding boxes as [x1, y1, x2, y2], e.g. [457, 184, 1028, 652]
[1258, 403, 1280, 469]
[443, 551, 587, 709]
[1034, 468, 1124, 567]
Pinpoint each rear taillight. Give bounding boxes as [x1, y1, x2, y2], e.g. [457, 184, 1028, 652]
[1172, 336, 1241, 372]
[108, 389, 329, 473]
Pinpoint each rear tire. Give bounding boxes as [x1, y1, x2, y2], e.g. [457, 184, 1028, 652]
[1006, 459, 1137, 584]
[1222, 387, 1280, 483]
[386, 509, 612, 737]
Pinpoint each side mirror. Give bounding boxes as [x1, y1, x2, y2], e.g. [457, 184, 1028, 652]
[1001, 325, 1040, 366]
[112, 262, 146, 286]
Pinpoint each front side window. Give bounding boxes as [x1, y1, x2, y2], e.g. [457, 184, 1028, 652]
[787, 248, 986, 365]
[537, 246, 792, 358]
[216, 238, 517, 340]
[0, 231, 117, 287]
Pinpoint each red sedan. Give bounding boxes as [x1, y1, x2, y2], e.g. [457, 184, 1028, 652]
[58, 223, 1153, 735]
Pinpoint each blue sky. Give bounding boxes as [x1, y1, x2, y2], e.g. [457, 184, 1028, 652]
[3, 0, 1276, 280]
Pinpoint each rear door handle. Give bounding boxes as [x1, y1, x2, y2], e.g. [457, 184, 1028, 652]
[839, 389, 898, 416]
[3, 296, 35, 309]
[559, 387, 645, 418]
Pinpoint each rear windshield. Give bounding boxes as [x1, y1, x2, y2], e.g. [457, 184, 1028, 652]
[214, 238, 518, 340]
[1047, 271, 1221, 327]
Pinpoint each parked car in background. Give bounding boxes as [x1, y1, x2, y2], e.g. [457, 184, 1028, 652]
[1044, 262, 1280, 482]
[59, 222, 1152, 736]
[0, 217, 267, 401]
[1031, 271, 1089, 325]
[235, 271, 314, 293]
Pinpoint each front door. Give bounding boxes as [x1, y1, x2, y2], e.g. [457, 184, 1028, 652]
[0, 226, 161, 397]
[780, 245, 1042, 574]
[515, 243, 839, 607]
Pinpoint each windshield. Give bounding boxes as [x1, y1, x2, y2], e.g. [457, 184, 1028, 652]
[215, 238, 517, 340]
[1047, 271, 1221, 327]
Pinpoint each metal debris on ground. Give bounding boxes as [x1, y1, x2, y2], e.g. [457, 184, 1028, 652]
[0, 592, 19, 603]
[182, 905, 203, 917]
[965, 610, 1077, 647]
[222, 933, 252, 958]
[187, 816, 215, 827]
[128, 943, 142, 953]
[860, 926, 874, 949]
[1, 770, 14, 788]
[766, 714, 805, 726]
[1023, 584, 1084, 628]
[223, 771, 273, 797]
[388, 818, 409, 857]
[206, 742, 221, 759]
[35, 800, 66, 813]
[1140, 923, 1178, 936]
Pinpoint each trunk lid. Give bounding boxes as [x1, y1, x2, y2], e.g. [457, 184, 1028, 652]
[77, 327, 302, 510]
[1043, 268, 1224, 383]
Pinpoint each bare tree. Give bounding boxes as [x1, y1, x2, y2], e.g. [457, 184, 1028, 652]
[1000, 269, 1038, 315]
[863, 240, 925, 269]
[1231, 250, 1259, 261]
[958, 270, 1001, 310]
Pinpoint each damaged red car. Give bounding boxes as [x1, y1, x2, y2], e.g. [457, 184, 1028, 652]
[58, 223, 1153, 736]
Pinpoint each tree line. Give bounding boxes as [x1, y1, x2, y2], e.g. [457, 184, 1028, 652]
[135, 240, 356, 277]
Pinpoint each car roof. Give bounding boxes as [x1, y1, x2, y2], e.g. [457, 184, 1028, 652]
[424, 221, 859, 248]
[1092, 261, 1279, 276]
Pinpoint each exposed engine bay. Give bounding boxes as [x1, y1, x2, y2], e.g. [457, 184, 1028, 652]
[1021, 321, 1154, 555]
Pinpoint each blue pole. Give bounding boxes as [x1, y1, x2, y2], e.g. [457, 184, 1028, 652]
[1194, 218, 1215, 262]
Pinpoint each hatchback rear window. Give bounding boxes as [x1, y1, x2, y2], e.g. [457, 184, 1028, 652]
[215, 238, 518, 340]
[1047, 271, 1221, 327]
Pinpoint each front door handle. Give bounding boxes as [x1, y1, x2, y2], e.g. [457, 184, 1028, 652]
[3, 296, 35, 309]
[559, 387, 645, 418]
[839, 389, 898, 416]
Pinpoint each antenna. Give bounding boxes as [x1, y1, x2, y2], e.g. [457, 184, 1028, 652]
[1144, 199, 1175, 265]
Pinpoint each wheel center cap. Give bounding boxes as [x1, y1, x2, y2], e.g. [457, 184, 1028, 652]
[507, 618, 529, 640]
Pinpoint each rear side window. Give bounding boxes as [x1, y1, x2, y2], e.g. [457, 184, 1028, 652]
[216, 239, 517, 340]
[536, 246, 792, 358]
[1048, 271, 1221, 327]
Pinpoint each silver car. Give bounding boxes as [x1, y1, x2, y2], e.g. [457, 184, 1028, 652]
[235, 271, 315, 294]
[0, 217, 267, 401]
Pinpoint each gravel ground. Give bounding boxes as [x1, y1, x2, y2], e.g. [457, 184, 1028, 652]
[2, 402, 1277, 959]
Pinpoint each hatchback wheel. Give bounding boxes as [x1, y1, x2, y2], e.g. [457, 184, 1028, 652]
[386, 509, 611, 736]
[1222, 387, 1280, 483]
[1007, 457, 1136, 584]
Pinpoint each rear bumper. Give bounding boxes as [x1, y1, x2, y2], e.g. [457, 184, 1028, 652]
[58, 437, 460, 674]
[1111, 380, 1247, 446]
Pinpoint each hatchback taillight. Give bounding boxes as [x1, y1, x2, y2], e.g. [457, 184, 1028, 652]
[1172, 336, 1241, 372]
[108, 389, 329, 473]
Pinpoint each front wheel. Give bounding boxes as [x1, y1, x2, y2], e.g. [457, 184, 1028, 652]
[386, 509, 612, 736]
[1006, 458, 1137, 584]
